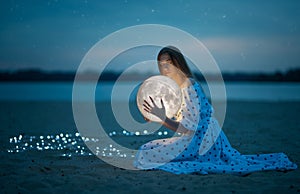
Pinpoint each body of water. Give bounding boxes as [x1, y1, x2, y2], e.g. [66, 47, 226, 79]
[0, 81, 300, 102]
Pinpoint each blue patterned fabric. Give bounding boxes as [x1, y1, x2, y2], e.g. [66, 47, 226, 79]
[134, 79, 297, 175]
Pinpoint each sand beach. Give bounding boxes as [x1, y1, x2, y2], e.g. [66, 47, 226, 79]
[0, 100, 299, 194]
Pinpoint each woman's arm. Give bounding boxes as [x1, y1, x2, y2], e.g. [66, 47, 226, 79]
[161, 117, 190, 134]
[143, 96, 191, 134]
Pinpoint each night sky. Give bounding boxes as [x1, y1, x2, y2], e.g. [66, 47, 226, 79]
[0, 0, 299, 73]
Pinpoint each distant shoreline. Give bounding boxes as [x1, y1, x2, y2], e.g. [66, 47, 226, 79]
[0, 68, 300, 82]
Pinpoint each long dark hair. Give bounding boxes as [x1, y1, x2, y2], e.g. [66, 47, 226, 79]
[157, 46, 193, 78]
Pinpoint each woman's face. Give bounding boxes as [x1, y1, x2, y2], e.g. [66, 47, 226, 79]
[158, 53, 179, 80]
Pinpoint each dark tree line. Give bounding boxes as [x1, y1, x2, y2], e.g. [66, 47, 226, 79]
[0, 68, 299, 82]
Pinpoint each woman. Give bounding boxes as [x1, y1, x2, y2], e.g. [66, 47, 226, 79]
[133, 46, 297, 175]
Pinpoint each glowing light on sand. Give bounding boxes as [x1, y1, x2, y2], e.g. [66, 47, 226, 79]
[7, 131, 171, 157]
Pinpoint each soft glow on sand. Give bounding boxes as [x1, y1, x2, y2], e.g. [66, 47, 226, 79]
[7, 130, 171, 157]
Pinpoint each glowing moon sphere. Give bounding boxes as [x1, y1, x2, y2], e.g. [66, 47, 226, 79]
[137, 75, 182, 122]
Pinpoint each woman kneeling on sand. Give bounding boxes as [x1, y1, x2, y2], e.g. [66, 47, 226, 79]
[134, 46, 297, 175]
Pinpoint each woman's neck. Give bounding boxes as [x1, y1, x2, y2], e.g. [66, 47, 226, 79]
[176, 74, 189, 88]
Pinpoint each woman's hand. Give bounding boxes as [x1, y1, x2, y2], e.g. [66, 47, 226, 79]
[143, 117, 151, 122]
[143, 96, 189, 134]
[143, 96, 166, 122]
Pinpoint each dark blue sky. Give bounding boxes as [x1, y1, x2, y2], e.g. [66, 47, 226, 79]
[0, 0, 299, 73]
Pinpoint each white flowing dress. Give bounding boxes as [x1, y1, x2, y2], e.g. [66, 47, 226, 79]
[134, 79, 297, 175]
